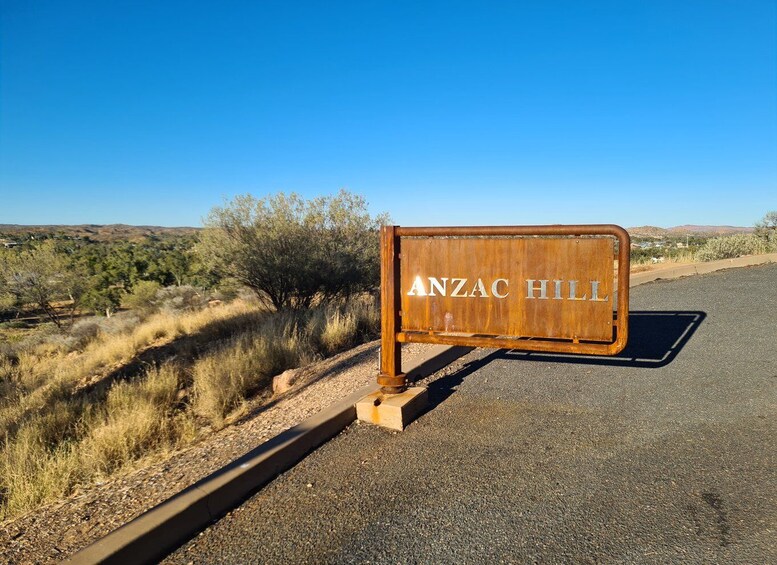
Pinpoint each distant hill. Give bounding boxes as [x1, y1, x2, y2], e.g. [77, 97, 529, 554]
[628, 225, 754, 238]
[0, 223, 755, 242]
[0, 224, 200, 242]
[668, 225, 754, 234]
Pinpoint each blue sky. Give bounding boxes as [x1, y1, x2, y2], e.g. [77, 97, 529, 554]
[1, 1, 775, 228]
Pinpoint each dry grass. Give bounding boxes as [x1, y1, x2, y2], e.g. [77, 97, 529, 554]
[629, 248, 697, 271]
[191, 297, 379, 427]
[192, 330, 302, 427]
[0, 294, 379, 521]
[83, 364, 194, 476]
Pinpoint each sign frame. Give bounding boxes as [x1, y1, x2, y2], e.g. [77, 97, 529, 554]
[377, 224, 631, 393]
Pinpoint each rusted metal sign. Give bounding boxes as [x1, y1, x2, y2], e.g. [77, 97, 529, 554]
[378, 225, 630, 393]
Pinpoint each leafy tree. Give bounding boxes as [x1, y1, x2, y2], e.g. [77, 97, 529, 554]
[200, 190, 388, 309]
[81, 274, 123, 317]
[68, 234, 211, 293]
[754, 211, 777, 246]
[0, 271, 16, 316]
[0, 241, 84, 327]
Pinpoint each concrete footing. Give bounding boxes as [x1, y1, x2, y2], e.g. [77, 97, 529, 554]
[356, 387, 429, 431]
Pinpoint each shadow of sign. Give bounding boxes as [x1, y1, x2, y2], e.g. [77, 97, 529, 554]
[422, 311, 706, 408]
[499, 310, 706, 369]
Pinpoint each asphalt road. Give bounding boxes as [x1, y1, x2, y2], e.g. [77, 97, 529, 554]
[166, 264, 776, 564]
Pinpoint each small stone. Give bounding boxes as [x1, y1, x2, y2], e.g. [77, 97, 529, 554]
[272, 369, 299, 395]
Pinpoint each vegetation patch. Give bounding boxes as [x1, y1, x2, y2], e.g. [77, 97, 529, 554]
[0, 295, 379, 520]
[0, 190, 386, 522]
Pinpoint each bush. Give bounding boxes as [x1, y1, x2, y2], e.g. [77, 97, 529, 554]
[754, 211, 777, 242]
[67, 319, 102, 350]
[695, 234, 769, 262]
[0, 342, 18, 361]
[98, 311, 143, 336]
[121, 280, 162, 314]
[199, 190, 388, 309]
[122, 282, 210, 316]
[155, 285, 207, 313]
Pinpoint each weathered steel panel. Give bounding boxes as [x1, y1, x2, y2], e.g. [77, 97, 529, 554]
[400, 237, 614, 342]
[377, 224, 630, 393]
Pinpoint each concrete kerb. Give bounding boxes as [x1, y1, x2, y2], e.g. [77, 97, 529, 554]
[629, 253, 777, 287]
[67, 253, 777, 564]
[66, 344, 473, 565]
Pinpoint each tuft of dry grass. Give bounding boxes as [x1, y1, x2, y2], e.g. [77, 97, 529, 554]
[0, 429, 84, 521]
[83, 364, 194, 476]
[313, 297, 380, 356]
[193, 332, 300, 427]
[319, 310, 358, 355]
[191, 307, 323, 427]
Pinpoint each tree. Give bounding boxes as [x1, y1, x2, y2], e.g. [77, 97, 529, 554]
[81, 274, 123, 317]
[0, 241, 84, 327]
[199, 190, 389, 309]
[754, 211, 777, 244]
[121, 280, 162, 314]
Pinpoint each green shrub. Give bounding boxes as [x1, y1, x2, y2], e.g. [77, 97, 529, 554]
[200, 190, 388, 310]
[695, 233, 769, 262]
[121, 280, 162, 313]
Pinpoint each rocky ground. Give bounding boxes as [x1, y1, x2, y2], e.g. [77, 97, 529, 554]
[0, 340, 431, 564]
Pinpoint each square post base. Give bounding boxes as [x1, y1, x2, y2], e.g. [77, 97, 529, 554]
[355, 387, 428, 431]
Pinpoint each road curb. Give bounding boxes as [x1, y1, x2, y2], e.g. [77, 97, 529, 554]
[66, 344, 472, 565]
[67, 253, 777, 564]
[629, 253, 777, 287]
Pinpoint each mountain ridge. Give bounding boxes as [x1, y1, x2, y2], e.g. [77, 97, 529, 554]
[0, 224, 199, 242]
[627, 225, 753, 237]
[0, 223, 754, 241]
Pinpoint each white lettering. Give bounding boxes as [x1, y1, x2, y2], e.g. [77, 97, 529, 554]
[590, 280, 608, 302]
[553, 280, 563, 300]
[451, 278, 468, 297]
[568, 280, 587, 301]
[405, 276, 609, 302]
[469, 278, 489, 298]
[428, 277, 448, 297]
[491, 278, 509, 298]
[526, 279, 548, 299]
[407, 276, 427, 296]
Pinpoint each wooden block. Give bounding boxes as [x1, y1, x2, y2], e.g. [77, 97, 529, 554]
[355, 387, 429, 431]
